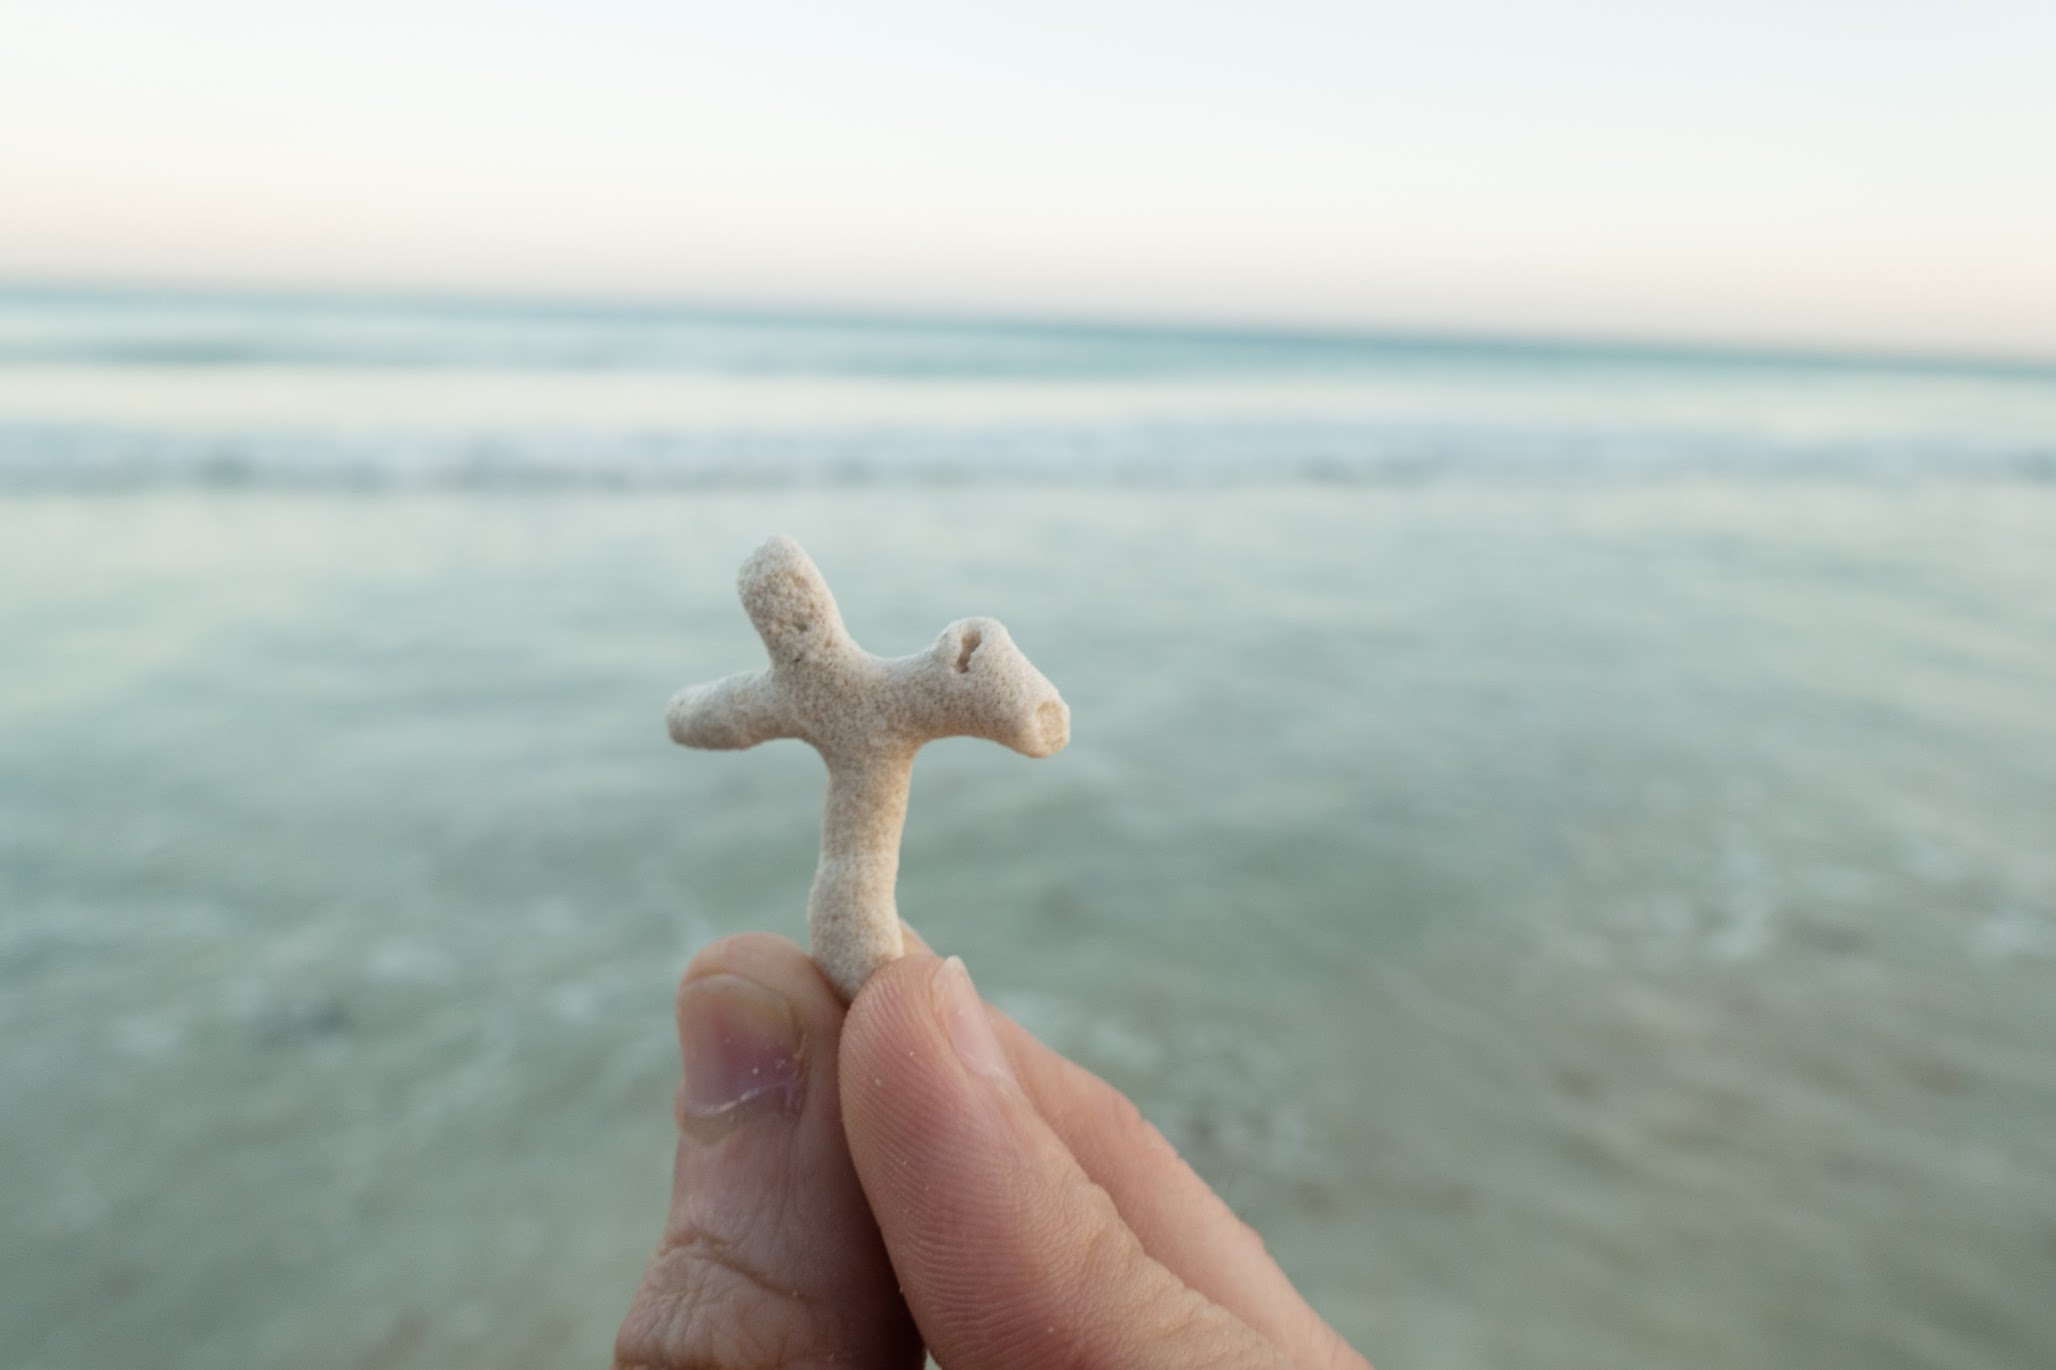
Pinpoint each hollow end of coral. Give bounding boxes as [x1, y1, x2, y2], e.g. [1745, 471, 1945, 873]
[1019, 695, 1071, 758]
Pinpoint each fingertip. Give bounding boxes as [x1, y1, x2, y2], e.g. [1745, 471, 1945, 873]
[842, 945, 942, 1036]
[682, 931, 840, 1017]
[839, 951, 957, 1130]
[840, 950, 1021, 1236]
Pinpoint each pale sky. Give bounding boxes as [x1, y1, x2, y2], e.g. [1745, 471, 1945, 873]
[3, 1, 2053, 358]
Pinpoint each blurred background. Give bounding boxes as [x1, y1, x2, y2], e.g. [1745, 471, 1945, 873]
[4, 4, 2055, 1368]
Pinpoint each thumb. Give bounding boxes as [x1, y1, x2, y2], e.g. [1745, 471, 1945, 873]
[614, 934, 921, 1370]
[840, 954, 1290, 1370]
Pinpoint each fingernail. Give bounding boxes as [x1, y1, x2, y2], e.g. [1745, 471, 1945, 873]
[677, 973, 805, 1132]
[935, 955, 1016, 1086]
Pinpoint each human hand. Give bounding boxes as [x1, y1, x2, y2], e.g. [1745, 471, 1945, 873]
[613, 932, 1370, 1369]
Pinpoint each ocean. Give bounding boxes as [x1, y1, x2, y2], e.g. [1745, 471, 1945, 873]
[3, 287, 2054, 1369]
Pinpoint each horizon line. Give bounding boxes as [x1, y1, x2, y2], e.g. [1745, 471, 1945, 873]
[5, 274, 2054, 382]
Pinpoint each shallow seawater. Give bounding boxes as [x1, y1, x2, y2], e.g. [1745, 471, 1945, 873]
[3, 291, 2056, 1369]
[4, 485, 2054, 1370]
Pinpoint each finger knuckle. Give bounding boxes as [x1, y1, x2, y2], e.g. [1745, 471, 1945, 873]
[1087, 1085, 1174, 1165]
[1070, 1195, 1149, 1297]
[614, 1226, 847, 1370]
[1056, 1189, 1277, 1370]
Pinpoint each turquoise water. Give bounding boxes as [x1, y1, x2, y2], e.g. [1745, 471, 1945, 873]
[3, 290, 2055, 1369]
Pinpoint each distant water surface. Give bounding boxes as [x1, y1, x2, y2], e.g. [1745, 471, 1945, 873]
[3, 286, 2053, 486]
[2, 290, 2054, 1370]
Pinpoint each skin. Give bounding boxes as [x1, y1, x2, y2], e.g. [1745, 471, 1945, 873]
[614, 929, 1372, 1370]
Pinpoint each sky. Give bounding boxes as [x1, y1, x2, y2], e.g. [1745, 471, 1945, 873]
[3, 0, 2054, 358]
